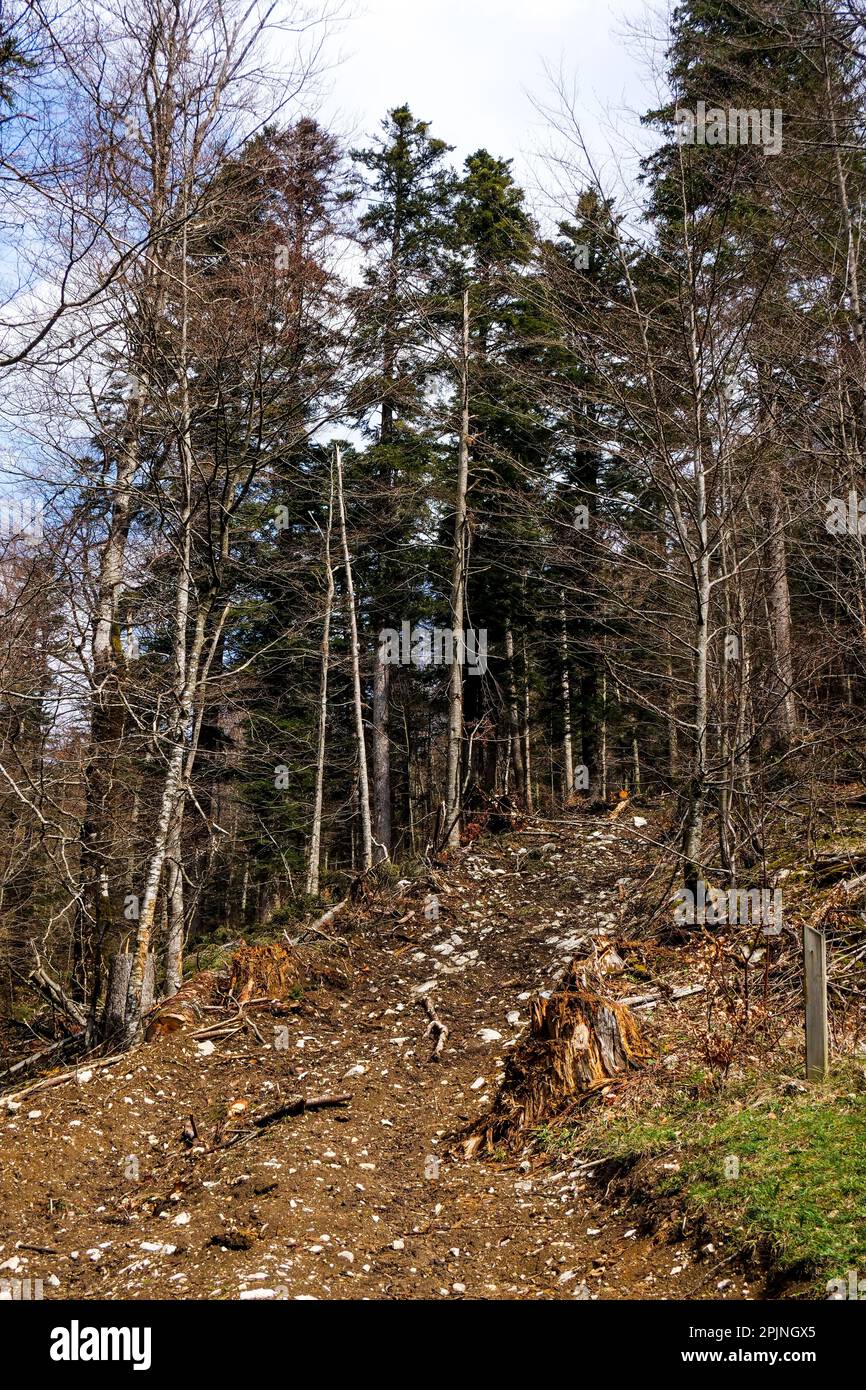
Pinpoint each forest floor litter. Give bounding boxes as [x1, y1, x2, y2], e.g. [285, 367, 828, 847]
[0, 813, 784, 1300]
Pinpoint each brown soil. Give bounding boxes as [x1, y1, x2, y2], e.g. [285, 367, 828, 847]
[0, 816, 762, 1301]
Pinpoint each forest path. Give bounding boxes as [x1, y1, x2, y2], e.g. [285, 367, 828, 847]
[0, 816, 744, 1300]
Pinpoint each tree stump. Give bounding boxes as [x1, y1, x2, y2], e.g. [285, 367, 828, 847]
[229, 942, 301, 1003]
[462, 962, 650, 1154]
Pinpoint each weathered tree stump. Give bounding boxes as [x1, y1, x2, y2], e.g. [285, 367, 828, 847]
[229, 942, 301, 1003]
[462, 962, 650, 1154]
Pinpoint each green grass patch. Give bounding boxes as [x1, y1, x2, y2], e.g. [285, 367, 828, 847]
[545, 1071, 866, 1286]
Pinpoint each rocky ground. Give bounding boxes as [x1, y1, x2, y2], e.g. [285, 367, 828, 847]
[0, 814, 760, 1301]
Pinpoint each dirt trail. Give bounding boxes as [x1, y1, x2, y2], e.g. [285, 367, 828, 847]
[0, 817, 752, 1301]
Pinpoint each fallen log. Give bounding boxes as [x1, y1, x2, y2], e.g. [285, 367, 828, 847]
[2, 1051, 128, 1106]
[0, 1036, 76, 1087]
[210, 1092, 353, 1152]
[813, 849, 866, 884]
[144, 969, 226, 1041]
[460, 961, 650, 1155]
[620, 983, 705, 1009]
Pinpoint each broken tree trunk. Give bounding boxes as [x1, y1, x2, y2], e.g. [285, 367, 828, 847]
[462, 962, 650, 1154]
[102, 951, 155, 1040]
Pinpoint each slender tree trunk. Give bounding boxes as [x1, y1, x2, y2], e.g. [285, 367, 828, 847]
[600, 670, 608, 802]
[445, 288, 471, 849]
[163, 807, 185, 996]
[306, 463, 335, 898]
[372, 651, 391, 861]
[559, 595, 575, 801]
[504, 619, 525, 800]
[766, 453, 796, 740]
[522, 632, 533, 813]
[336, 444, 373, 871]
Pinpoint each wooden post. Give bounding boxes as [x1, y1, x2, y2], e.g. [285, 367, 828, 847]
[803, 925, 828, 1081]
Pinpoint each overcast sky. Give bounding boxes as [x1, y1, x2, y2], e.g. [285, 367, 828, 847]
[317, 0, 666, 210]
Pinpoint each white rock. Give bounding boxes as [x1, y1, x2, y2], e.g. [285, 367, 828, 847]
[632, 816, 648, 828]
[470, 1077, 486, 1091]
[196, 1040, 215, 1056]
[477, 1029, 502, 1043]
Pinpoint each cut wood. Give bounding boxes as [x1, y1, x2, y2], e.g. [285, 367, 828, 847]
[144, 969, 225, 1040]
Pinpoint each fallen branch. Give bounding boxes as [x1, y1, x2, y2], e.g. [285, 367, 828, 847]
[252, 1092, 352, 1129]
[420, 993, 449, 1059]
[0, 1036, 74, 1086]
[619, 984, 705, 1009]
[208, 1092, 353, 1153]
[27, 966, 87, 1030]
[2, 1051, 127, 1105]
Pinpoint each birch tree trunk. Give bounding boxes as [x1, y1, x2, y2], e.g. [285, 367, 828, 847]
[163, 808, 185, 996]
[335, 444, 373, 872]
[559, 595, 575, 801]
[372, 650, 392, 861]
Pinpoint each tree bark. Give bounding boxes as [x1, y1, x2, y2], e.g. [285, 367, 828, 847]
[372, 644, 392, 861]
